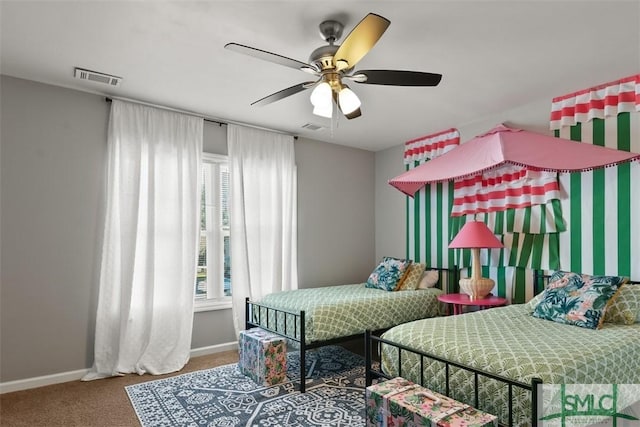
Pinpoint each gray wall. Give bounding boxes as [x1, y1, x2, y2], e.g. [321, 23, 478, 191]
[0, 75, 376, 382]
[374, 144, 406, 261]
[1, 76, 107, 382]
[296, 137, 375, 287]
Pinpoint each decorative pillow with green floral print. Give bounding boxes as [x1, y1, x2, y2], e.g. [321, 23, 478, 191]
[532, 272, 626, 329]
[525, 271, 572, 313]
[365, 257, 412, 291]
[548, 270, 570, 283]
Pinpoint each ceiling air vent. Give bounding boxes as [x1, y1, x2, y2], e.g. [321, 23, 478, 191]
[74, 67, 122, 87]
[301, 123, 324, 131]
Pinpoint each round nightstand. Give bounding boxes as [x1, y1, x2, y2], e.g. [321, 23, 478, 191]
[437, 293, 507, 315]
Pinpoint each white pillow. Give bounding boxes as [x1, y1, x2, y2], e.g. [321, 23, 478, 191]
[417, 270, 439, 289]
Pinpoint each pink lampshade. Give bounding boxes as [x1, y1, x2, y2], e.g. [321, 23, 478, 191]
[448, 221, 504, 249]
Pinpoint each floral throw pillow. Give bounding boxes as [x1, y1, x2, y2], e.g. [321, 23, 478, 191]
[548, 270, 570, 283]
[525, 271, 570, 312]
[365, 257, 412, 291]
[532, 272, 626, 329]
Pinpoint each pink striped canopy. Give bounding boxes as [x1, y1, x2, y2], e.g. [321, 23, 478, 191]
[389, 124, 640, 197]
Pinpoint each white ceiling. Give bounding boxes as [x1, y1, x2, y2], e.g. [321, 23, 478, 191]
[1, 1, 639, 151]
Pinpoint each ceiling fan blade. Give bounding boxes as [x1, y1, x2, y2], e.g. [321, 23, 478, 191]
[225, 43, 315, 72]
[351, 70, 442, 86]
[251, 82, 315, 107]
[333, 13, 390, 71]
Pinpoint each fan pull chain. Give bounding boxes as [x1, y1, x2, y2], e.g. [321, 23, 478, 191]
[330, 103, 335, 138]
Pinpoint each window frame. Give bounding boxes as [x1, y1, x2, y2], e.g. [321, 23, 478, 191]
[194, 152, 231, 312]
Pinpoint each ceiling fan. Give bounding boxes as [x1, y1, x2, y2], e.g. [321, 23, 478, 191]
[225, 13, 442, 120]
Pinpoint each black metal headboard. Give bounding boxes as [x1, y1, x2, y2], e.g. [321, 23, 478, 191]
[533, 270, 640, 294]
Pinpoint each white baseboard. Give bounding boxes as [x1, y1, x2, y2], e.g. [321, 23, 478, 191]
[0, 368, 91, 394]
[190, 341, 238, 358]
[0, 340, 239, 394]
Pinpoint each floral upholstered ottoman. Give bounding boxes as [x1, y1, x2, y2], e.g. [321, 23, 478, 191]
[238, 328, 287, 386]
[366, 377, 497, 426]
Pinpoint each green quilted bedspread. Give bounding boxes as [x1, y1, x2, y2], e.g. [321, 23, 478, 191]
[380, 304, 640, 426]
[254, 284, 443, 344]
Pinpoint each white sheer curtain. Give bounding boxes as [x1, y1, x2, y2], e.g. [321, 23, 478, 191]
[83, 100, 203, 380]
[228, 124, 298, 335]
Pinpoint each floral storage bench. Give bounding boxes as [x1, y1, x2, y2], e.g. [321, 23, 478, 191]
[366, 377, 497, 427]
[238, 328, 287, 386]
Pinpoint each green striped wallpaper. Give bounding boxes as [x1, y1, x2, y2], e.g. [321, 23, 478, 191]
[557, 111, 639, 279]
[406, 111, 639, 303]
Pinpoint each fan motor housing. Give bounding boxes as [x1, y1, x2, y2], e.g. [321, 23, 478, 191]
[309, 45, 338, 71]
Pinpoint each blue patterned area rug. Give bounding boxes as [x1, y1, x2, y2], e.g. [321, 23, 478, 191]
[126, 345, 373, 426]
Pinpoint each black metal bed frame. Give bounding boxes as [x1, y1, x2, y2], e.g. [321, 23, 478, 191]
[364, 269, 550, 426]
[364, 269, 640, 426]
[244, 300, 370, 393]
[365, 330, 542, 426]
[244, 266, 458, 393]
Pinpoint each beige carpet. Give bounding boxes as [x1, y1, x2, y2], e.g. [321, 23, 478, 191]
[0, 350, 239, 427]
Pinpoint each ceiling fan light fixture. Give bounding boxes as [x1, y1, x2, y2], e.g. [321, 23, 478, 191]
[338, 87, 361, 114]
[313, 103, 333, 118]
[310, 81, 332, 107]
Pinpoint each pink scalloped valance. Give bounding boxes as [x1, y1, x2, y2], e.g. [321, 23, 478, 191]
[390, 124, 640, 197]
[404, 128, 460, 164]
[550, 74, 640, 130]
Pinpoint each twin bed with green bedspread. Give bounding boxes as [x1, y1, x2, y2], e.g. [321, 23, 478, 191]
[245, 267, 454, 392]
[377, 303, 640, 426]
[256, 283, 443, 344]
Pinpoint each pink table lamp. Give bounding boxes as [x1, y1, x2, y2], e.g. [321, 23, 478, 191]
[448, 221, 504, 300]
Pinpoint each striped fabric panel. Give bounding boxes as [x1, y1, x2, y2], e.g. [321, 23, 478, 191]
[406, 170, 560, 301]
[451, 165, 561, 217]
[407, 169, 565, 303]
[557, 112, 640, 279]
[450, 201, 564, 270]
[406, 160, 455, 272]
[550, 74, 640, 130]
[405, 113, 639, 302]
[403, 128, 460, 165]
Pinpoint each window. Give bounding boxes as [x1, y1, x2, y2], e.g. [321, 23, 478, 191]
[195, 153, 231, 311]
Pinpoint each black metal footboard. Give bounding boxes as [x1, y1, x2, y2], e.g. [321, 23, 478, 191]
[244, 267, 458, 393]
[365, 330, 543, 426]
[244, 297, 309, 392]
[245, 298, 368, 392]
